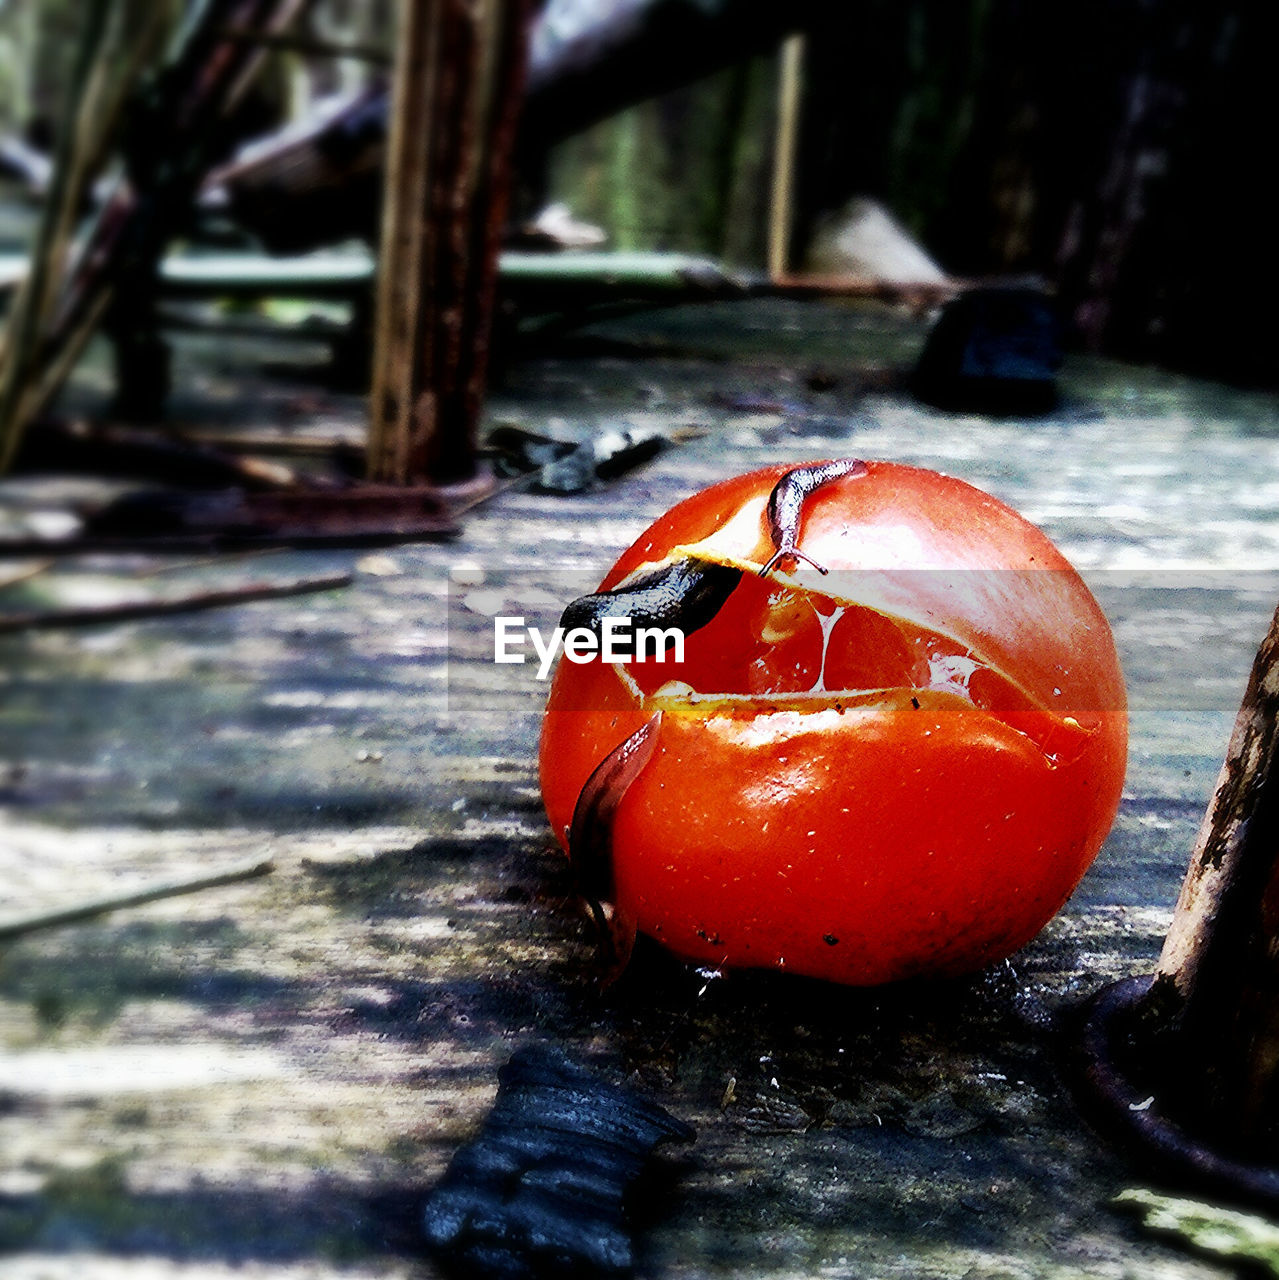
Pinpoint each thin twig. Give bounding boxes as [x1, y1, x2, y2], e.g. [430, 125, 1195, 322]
[0, 560, 54, 592]
[0, 571, 352, 634]
[0, 857, 274, 942]
[3, 4, 167, 438]
[129, 547, 281, 578]
[223, 0, 320, 118]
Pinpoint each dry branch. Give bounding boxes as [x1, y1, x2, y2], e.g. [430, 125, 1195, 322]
[16, 418, 299, 490]
[0, 858, 274, 942]
[0, 572, 352, 635]
[0, 0, 318, 471]
[0, 0, 116, 473]
[207, 0, 831, 254]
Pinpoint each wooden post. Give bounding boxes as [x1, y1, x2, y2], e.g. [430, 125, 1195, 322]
[767, 33, 804, 284]
[1146, 598, 1279, 1153]
[368, 0, 534, 489]
[105, 0, 315, 422]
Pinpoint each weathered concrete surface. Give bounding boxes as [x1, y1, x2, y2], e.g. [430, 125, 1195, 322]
[2, 297, 1278, 1278]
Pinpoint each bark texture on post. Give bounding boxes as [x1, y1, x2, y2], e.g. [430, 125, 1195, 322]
[368, 0, 534, 488]
[1150, 599, 1279, 1153]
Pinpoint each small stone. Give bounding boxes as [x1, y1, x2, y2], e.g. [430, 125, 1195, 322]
[913, 284, 1061, 416]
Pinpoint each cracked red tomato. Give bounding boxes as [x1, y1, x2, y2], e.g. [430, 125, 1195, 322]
[539, 460, 1127, 985]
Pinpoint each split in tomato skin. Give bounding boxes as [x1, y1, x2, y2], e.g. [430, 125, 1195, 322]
[539, 460, 1128, 986]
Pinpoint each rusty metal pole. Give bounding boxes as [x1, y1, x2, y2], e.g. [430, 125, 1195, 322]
[368, 0, 534, 490]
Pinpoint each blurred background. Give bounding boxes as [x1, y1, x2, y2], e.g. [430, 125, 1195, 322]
[1, 0, 1271, 398]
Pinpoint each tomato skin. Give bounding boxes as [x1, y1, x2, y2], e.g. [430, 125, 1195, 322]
[539, 461, 1127, 985]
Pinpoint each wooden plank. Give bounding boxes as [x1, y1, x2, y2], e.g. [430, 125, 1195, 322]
[368, 0, 532, 487]
[2, 298, 1272, 1279]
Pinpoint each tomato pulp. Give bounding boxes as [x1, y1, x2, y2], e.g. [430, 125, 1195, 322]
[539, 461, 1127, 985]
